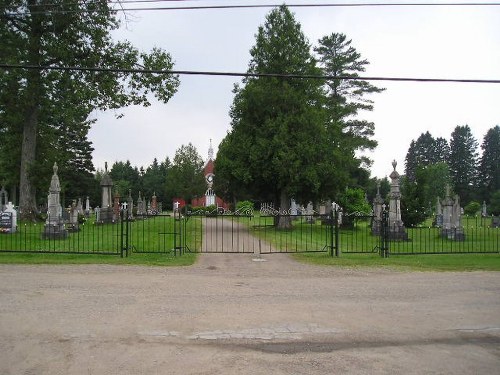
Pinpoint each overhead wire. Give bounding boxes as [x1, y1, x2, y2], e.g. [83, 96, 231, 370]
[0, 63, 498, 84]
[3, 1, 500, 15]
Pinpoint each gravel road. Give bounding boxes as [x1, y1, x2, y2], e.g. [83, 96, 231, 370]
[0, 254, 499, 374]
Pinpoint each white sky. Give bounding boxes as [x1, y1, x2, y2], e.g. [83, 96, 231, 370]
[88, 0, 500, 179]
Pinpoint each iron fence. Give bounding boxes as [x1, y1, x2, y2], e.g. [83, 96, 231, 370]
[184, 210, 333, 254]
[0, 219, 124, 255]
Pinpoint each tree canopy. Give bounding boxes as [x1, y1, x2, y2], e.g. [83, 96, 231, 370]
[216, 6, 383, 226]
[0, 1, 179, 219]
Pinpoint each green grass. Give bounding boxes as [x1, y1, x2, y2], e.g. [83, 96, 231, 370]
[0, 251, 197, 266]
[0, 215, 199, 266]
[293, 252, 500, 271]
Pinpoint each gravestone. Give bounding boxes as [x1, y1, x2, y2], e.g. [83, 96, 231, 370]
[481, 201, 487, 217]
[0, 202, 17, 233]
[98, 162, 114, 223]
[67, 200, 79, 232]
[151, 192, 158, 214]
[435, 197, 443, 227]
[371, 182, 384, 235]
[290, 199, 298, 216]
[85, 196, 91, 217]
[387, 160, 408, 240]
[492, 216, 500, 228]
[76, 198, 84, 216]
[136, 192, 146, 216]
[113, 191, 121, 222]
[440, 185, 465, 241]
[42, 163, 68, 239]
[0, 186, 8, 211]
[305, 202, 315, 223]
[127, 190, 134, 219]
[95, 206, 101, 222]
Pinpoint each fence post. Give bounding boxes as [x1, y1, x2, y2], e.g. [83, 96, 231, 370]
[380, 209, 389, 258]
[334, 208, 340, 257]
[120, 209, 125, 258]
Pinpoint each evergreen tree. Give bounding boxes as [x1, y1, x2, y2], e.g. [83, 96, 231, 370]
[479, 125, 500, 201]
[315, 33, 384, 175]
[110, 161, 141, 199]
[405, 132, 449, 182]
[216, 5, 328, 228]
[448, 125, 479, 204]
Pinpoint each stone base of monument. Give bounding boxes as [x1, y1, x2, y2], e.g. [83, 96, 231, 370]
[441, 228, 466, 241]
[492, 217, 500, 228]
[66, 224, 80, 233]
[42, 223, 68, 239]
[371, 220, 382, 236]
[389, 225, 409, 241]
[97, 207, 115, 224]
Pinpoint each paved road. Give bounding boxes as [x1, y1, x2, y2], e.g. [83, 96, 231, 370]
[0, 255, 499, 374]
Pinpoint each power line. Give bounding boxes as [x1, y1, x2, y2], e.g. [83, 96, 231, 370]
[1, 63, 499, 84]
[4, 2, 500, 15]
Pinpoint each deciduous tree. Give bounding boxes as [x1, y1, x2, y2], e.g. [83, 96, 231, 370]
[0, 1, 179, 219]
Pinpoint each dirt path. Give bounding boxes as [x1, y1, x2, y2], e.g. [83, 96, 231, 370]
[200, 217, 275, 253]
[0, 256, 499, 374]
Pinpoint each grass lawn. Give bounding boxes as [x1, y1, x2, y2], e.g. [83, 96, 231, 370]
[293, 252, 500, 271]
[0, 251, 197, 266]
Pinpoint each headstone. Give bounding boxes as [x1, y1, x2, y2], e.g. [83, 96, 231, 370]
[0, 186, 8, 211]
[127, 190, 134, 219]
[481, 201, 487, 217]
[151, 192, 158, 213]
[435, 197, 443, 227]
[371, 182, 384, 235]
[0, 202, 17, 233]
[67, 200, 79, 232]
[492, 216, 500, 228]
[290, 199, 298, 216]
[387, 160, 408, 240]
[305, 202, 315, 223]
[98, 162, 114, 223]
[440, 185, 465, 241]
[319, 203, 326, 215]
[136, 192, 146, 216]
[85, 196, 91, 217]
[113, 191, 121, 222]
[95, 206, 101, 222]
[42, 163, 68, 239]
[76, 198, 84, 216]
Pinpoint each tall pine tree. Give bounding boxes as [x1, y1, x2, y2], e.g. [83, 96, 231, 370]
[479, 125, 500, 202]
[448, 125, 479, 204]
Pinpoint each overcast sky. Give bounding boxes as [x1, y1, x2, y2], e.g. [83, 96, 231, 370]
[88, 0, 500, 179]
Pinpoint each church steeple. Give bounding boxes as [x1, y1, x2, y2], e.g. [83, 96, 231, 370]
[208, 138, 214, 161]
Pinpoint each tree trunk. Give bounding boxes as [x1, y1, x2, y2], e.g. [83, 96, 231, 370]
[19, 6, 42, 221]
[19, 104, 40, 221]
[277, 190, 292, 229]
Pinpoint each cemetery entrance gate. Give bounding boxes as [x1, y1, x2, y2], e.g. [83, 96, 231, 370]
[180, 209, 336, 255]
[125, 209, 335, 255]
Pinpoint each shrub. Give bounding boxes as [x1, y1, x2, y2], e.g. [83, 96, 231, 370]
[235, 200, 254, 214]
[464, 201, 481, 216]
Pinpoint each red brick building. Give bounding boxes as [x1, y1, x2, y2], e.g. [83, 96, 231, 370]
[180, 141, 230, 210]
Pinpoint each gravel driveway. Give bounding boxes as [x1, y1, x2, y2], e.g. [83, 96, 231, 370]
[0, 254, 499, 374]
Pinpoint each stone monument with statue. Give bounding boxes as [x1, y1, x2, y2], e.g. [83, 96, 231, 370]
[98, 162, 114, 223]
[387, 160, 408, 240]
[42, 163, 68, 239]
